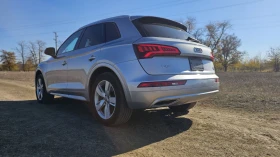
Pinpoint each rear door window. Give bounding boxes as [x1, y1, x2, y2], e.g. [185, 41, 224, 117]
[133, 17, 192, 40]
[105, 23, 121, 42]
[78, 24, 105, 49]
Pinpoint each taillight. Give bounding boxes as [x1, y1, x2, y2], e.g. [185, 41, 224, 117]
[138, 80, 186, 88]
[134, 44, 181, 59]
[215, 78, 219, 83]
[210, 52, 214, 61]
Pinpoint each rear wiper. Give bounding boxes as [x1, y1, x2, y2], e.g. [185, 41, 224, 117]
[186, 37, 200, 43]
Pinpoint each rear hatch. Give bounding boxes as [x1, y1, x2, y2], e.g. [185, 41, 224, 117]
[132, 16, 215, 75]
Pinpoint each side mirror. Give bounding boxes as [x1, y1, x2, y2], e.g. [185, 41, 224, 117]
[44, 47, 56, 58]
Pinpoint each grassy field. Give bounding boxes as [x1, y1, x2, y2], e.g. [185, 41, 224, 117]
[0, 71, 279, 156]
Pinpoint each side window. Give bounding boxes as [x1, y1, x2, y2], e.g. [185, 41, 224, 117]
[57, 29, 83, 55]
[78, 24, 105, 49]
[105, 23, 121, 42]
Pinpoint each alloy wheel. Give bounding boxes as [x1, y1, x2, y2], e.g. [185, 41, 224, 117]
[94, 80, 116, 120]
[36, 78, 44, 100]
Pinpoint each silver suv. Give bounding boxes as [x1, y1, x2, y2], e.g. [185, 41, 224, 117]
[35, 15, 219, 126]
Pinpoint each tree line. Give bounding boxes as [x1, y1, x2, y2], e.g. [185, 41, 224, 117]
[0, 40, 46, 71]
[1, 18, 280, 72]
[183, 17, 280, 72]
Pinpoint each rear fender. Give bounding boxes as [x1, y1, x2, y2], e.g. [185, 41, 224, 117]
[86, 61, 132, 106]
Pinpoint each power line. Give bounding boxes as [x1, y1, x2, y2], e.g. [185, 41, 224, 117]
[0, 0, 202, 32]
[0, 0, 265, 33]
[109, 0, 202, 15]
[106, 0, 201, 15]
[195, 14, 277, 25]
[1, 21, 77, 31]
[233, 20, 280, 27]
[3, 20, 280, 39]
[0, 0, 273, 39]
[234, 24, 280, 30]
[167, 0, 263, 17]
[3, 22, 279, 40]
[225, 14, 277, 22]
[1, 30, 72, 38]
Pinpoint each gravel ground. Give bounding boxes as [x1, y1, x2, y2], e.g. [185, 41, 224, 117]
[0, 72, 279, 157]
[208, 72, 280, 113]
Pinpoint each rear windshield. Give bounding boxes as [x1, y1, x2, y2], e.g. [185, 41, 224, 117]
[133, 17, 193, 40]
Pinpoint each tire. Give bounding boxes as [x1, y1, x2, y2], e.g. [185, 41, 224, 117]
[35, 74, 54, 104]
[89, 72, 133, 126]
[169, 102, 197, 112]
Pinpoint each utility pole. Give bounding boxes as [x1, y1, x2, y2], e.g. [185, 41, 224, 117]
[53, 32, 58, 51]
[259, 52, 262, 72]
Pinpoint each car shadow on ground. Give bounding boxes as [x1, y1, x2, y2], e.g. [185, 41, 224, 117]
[0, 98, 192, 156]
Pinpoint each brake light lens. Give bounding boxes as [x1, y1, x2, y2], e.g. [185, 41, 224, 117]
[210, 52, 214, 61]
[134, 44, 181, 59]
[138, 80, 187, 88]
[215, 78, 219, 82]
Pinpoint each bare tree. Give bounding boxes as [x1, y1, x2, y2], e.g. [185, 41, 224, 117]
[28, 41, 38, 66]
[182, 17, 206, 43]
[185, 17, 196, 34]
[204, 21, 232, 54]
[15, 41, 27, 71]
[216, 34, 243, 72]
[268, 47, 280, 72]
[36, 40, 46, 63]
[192, 28, 205, 42]
[25, 56, 35, 71]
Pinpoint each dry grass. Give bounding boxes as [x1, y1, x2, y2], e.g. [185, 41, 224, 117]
[203, 72, 280, 113]
[0, 71, 34, 86]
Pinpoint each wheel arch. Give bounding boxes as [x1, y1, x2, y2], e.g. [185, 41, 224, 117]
[35, 67, 49, 92]
[86, 63, 132, 107]
[35, 70, 42, 78]
[35, 69, 43, 84]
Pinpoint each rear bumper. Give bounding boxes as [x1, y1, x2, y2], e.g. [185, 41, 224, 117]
[129, 86, 218, 109]
[116, 60, 219, 109]
[150, 90, 218, 108]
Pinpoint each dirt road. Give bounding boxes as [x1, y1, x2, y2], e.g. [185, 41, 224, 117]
[0, 74, 280, 157]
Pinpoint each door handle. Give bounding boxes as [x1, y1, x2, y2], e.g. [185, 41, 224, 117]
[62, 61, 67, 66]
[89, 56, 96, 61]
